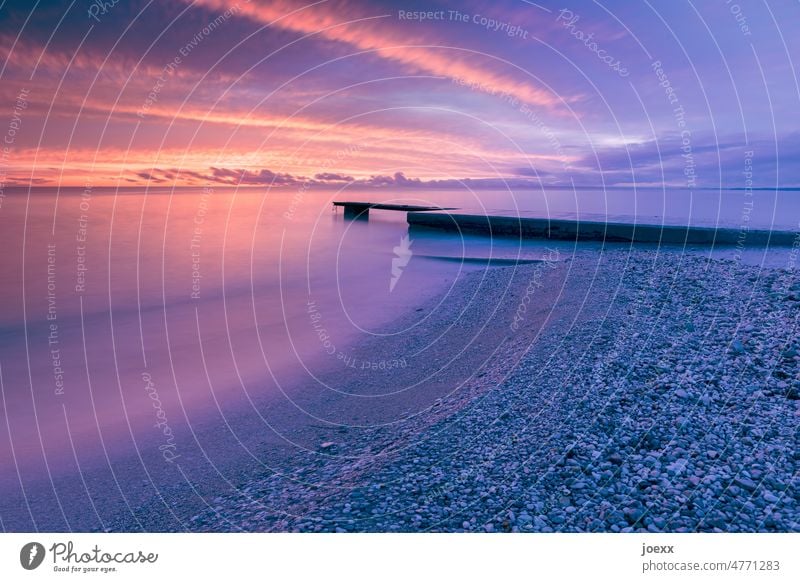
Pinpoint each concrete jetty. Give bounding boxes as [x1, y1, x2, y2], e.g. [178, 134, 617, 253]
[333, 201, 456, 220]
[407, 210, 800, 246]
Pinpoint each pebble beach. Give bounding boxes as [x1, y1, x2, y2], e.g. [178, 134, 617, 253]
[174, 248, 799, 533]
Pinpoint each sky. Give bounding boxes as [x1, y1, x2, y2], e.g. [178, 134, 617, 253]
[0, 0, 798, 189]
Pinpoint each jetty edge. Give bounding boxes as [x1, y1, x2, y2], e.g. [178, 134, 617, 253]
[407, 211, 800, 246]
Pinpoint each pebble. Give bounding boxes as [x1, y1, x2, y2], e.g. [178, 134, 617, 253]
[181, 252, 799, 534]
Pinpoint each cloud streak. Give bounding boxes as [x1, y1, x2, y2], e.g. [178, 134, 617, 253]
[190, 0, 564, 110]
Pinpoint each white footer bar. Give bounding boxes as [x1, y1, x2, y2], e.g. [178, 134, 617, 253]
[1, 533, 797, 581]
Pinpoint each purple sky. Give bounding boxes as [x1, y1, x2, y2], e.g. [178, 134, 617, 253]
[0, 0, 798, 188]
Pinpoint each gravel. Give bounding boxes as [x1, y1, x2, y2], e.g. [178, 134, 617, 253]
[176, 249, 800, 532]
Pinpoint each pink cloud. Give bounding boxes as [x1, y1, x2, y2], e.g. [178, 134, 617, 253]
[190, 0, 565, 110]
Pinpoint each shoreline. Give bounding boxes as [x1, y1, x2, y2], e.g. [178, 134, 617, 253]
[4, 247, 797, 532]
[103, 249, 572, 532]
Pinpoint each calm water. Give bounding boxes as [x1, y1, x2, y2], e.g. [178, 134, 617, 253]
[0, 186, 798, 478]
